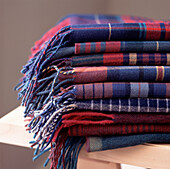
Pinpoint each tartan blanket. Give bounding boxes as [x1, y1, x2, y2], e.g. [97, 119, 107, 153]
[54, 66, 170, 83]
[86, 133, 170, 152]
[75, 41, 170, 54]
[65, 53, 170, 66]
[76, 98, 170, 113]
[31, 42, 170, 61]
[62, 111, 170, 124]
[67, 124, 170, 136]
[72, 82, 170, 99]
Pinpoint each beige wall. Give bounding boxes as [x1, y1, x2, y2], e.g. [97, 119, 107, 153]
[1, 0, 170, 169]
[107, 0, 170, 20]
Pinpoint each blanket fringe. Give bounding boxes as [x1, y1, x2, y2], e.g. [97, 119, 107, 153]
[15, 27, 73, 116]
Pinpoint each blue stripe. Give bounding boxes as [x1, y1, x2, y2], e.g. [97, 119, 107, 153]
[80, 43, 86, 54]
[153, 84, 166, 97]
[112, 83, 126, 97]
[93, 83, 95, 98]
[143, 66, 156, 81]
[90, 43, 96, 53]
[102, 83, 105, 98]
[83, 84, 85, 99]
[160, 23, 166, 40]
[143, 23, 147, 40]
[123, 53, 129, 65]
[139, 23, 142, 39]
[101, 42, 106, 52]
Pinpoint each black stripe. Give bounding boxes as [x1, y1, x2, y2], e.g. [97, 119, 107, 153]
[83, 84, 85, 99]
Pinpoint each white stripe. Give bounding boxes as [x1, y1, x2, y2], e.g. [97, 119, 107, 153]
[166, 98, 169, 113]
[147, 98, 150, 112]
[109, 99, 112, 112]
[128, 99, 131, 112]
[119, 99, 121, 112]
[138, 98, 140, 112]
[108, 23, 112, 40]
[100, 99, 103, 111]
[91, 100, 94, 110]
[157, 98, 159, 112]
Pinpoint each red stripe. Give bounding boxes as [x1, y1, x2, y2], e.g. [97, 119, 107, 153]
[85, 43, 91, 53]
[150, 124, 154, 132]
[122, 124, 126, 134]
[133, 124, 137, 133]
[146, 23, 161, 40]
[103, 53, 124, 65]
[75, 43, 80, 54]
[95, 42, 101, 53]
[105, 41, 121, 52]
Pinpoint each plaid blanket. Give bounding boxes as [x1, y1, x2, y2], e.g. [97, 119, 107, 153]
[57, 66, 170, 83]
[76, 98, 170, 113]
[62, 111, 170, 124]
[73, 82, 170, 99]
[68, 53, 170, 66]
[75, 41, 170, 54]
[67, 124, 170, 136]
[86, 133, 170, 152]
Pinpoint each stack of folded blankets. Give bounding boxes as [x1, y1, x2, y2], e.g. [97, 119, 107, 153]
[15, 14, 170, 169]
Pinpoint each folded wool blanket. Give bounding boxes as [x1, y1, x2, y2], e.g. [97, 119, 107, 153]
[76, 98, 170, 113]
[62, 111, 170, 125]
[31, 42, 170, 61]
[40, 66, 170, 83]
[86, 133, 170, 152]
[58, 53, 170, 67]
[75, 41, 170, 54]
[73, 82, 170, 99]
[67, 124, 170, 137]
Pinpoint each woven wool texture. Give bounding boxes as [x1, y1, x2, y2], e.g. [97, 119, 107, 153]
[16, 14, 170, 169]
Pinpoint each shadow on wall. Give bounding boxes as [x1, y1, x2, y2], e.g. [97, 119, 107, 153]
[1, 0, 170, 117]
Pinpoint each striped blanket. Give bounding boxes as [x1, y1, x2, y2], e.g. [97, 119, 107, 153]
[86, 133, 170, 152]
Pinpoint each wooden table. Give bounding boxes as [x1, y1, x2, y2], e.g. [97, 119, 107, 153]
[0, 106, 170, 169]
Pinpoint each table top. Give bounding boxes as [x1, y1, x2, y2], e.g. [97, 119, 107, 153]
[0, 106, 170, 169]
